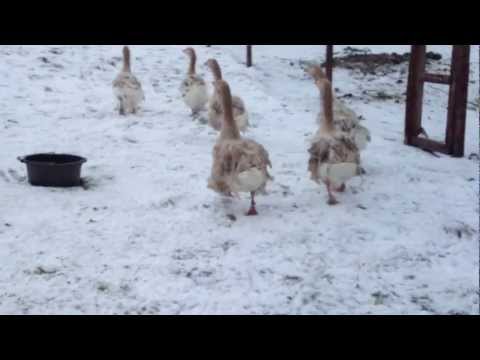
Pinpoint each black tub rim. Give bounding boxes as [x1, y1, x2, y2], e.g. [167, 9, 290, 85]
[18, 153, 87, 167]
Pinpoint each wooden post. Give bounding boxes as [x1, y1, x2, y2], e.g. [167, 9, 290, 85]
[326, 45, 334, 83]
[246, 45, 252, 67]
[405, 45, 427, 146]
[446, 45, 470, 157]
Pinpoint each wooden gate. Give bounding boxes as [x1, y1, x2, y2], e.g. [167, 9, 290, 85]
[405, 45, 471, 157]
[243, 45, 471, 158]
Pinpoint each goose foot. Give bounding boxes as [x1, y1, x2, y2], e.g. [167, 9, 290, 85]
[328, 197, 339, 206]
[246, 192, 258, 216]
[336, 184, 346, 193]
[326, 181, 339, 206]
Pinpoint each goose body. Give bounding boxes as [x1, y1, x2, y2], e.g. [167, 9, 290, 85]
[308, 74, 361, 205]
[180, 48, 208, 115]
[317, 99, 371, 151]
[208, 80, 271, 215]
[209, 138, 272, 195]
[206, 59, 249, 132]
[309, 132, 361, 190]
[113, 46, 144, 115]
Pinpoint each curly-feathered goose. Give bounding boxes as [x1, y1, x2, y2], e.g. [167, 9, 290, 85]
[208, 80, 272, 216]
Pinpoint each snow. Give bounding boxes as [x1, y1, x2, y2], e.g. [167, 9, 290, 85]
[0, 45, 478, 315]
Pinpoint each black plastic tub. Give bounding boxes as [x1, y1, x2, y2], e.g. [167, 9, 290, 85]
[18, 153, 87, 187]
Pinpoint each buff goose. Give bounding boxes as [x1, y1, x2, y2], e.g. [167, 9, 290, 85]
[180, 47, 209, 116]
[307, 65, 371, 151]
[208, 80, 272, 216]
[206, 59, 249, 132]
[113, 46, 145, 115]
[308, 75, 362, 205]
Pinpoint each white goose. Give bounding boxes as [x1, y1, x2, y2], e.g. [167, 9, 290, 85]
[180, 47, 209, 116]
[308, 74, 362, 205]
[206, 59, 249, 132]
[113, 46, 144, 115]
[208, 80, 272, 216]
[308, 65, 371, 151]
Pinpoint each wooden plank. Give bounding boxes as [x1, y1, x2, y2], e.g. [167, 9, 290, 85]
[423, 73, 451, 85]
[405, 45, 427, 145]
[445, 47, 457, 153]
[447, 45, 470, 157]
[411, 137, 449, 154]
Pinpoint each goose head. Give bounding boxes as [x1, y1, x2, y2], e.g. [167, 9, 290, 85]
[306, 64, 327, 82]
[183, 47, 195, 58]
[205, 58, 223, 82]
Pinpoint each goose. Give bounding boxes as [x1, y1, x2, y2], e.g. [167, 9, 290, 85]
[308, 74, 362, 205]
[307, 65, 371, 151]
[208, 80, 272, 216]
[113, 46, 144, 115]
[180, 47, 209, 116]
[206, 59, 249, 132]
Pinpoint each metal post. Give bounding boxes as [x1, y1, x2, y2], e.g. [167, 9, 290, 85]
[326, 45, 334, 83]
[246, 45, 252, 67]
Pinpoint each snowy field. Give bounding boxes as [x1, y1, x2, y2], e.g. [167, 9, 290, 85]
[0, 45, 478, 315]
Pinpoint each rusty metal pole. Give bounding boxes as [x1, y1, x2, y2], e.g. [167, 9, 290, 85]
[246, 45, 252, 67]
[326, 45, 334, 83]
[405, 45, 427, 146]
[446, 45, 470, 157]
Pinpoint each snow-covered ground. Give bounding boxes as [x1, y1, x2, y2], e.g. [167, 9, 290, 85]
[0, 45, 478, 315]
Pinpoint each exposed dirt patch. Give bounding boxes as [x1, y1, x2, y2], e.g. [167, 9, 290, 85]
[323, 47, 443, 75]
